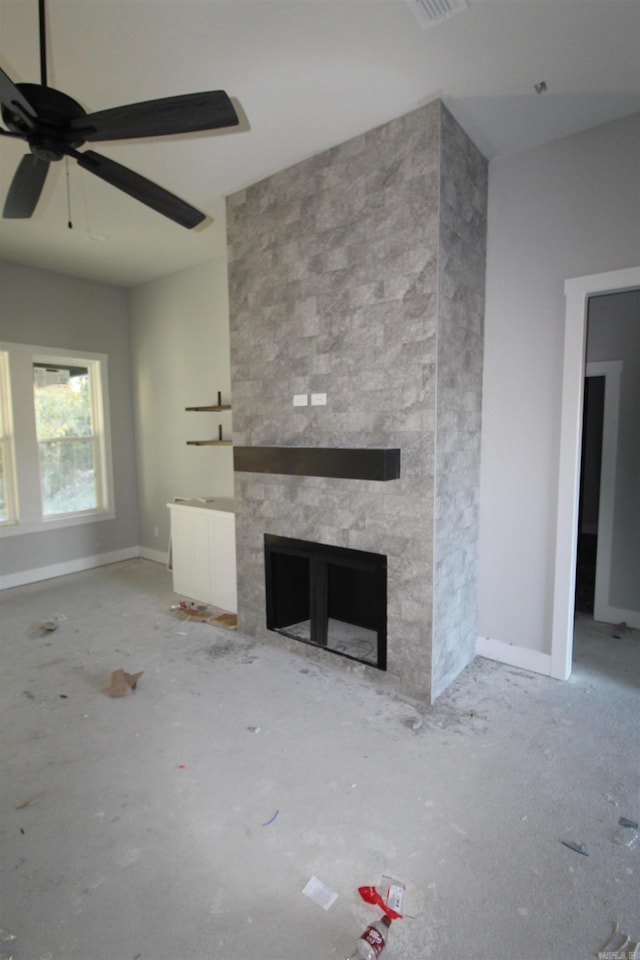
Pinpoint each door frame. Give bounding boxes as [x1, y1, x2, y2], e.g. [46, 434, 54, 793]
[551, 266, 640, 680]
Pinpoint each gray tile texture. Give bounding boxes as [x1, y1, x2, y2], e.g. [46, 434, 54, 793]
[227, 100, 487, 702]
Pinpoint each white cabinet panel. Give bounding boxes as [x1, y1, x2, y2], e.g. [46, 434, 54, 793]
[206, 510, 237, 613]
[167, 500, 237, 612]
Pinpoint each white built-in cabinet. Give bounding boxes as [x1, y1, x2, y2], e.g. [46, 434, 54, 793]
[167, 499, 237, 613]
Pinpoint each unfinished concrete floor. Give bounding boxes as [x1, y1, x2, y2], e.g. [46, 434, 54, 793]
[1, 559, 638, 960]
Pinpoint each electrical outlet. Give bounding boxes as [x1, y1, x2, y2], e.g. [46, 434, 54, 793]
[293, 394, 308, 406]
[311, 393, 327, 406]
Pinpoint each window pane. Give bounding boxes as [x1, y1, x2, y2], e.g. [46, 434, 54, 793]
[38, 439, 97, 515]
[33, 362, 100, 517]
[34, 367, 93, 439]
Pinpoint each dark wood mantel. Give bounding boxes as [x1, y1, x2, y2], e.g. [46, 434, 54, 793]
[233, 446, 401, 481]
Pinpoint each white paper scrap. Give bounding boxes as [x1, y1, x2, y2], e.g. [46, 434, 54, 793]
[382, 877, 405, 913]
[302, 875, 338, 911]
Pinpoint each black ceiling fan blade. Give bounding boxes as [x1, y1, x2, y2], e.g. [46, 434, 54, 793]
[0, 67, 36, 130]
[75, 150, 206, 229]
[3, 154, 49, 218]
[0, 127, 26, 140]
[68, 90, 238, 143]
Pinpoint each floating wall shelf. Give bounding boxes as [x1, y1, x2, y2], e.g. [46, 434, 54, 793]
[187, 439, 233, 447]
[186, 390, 231, 413]
[186, 392, 232, 446]
[186, 405, 231, 412]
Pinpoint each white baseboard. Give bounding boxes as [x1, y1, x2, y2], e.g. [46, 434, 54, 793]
[593, 604, 640, 630]
[476, 635, 553, 677]
[0, 546, 150, 590]
[139, 546, 170, 566]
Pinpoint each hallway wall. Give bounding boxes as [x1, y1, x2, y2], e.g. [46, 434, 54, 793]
[478, 112, 640, 663]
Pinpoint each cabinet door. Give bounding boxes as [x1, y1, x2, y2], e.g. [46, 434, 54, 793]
[171, 510, 214, 604]
[208, 511, 237, 613]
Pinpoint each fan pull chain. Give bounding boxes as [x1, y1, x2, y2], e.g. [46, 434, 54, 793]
[65, 157, 73, 229]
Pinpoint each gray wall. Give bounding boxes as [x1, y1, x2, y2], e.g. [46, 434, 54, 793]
[478, 112, 640, 654]
[0, 261, 139, 578]
[128, 259, 234, 557]
[586, 288, 640, 614]
[228, 100, 487, 702]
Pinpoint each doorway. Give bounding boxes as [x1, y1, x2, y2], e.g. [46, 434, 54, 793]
[575, 360, 622, 624]
[551, 266, 640, 681]
[575, 374, 604, 615]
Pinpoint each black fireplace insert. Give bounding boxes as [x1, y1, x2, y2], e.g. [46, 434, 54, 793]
[264, 534, 387, 670]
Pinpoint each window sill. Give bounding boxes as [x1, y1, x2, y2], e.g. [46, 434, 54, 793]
[0, 510, 116, 538]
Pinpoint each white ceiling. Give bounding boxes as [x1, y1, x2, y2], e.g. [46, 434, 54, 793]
[0, 0, 639, 288]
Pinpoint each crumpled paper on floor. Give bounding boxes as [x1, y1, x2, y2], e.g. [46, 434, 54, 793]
[108, 669, 143, 697]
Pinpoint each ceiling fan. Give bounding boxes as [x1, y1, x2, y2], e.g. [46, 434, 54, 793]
[0, 0, 239, 228]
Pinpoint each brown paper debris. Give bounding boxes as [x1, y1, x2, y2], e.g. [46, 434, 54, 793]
[15, 791, 43, 810]
[213, 613, 237, 630]
[172, 603, 237, 629]
[108, 669, 144, 698]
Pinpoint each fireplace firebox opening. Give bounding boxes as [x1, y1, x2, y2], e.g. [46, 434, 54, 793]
[264, 534, 387, 670]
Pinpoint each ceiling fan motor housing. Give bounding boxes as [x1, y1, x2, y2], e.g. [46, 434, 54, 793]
[1, 82, 87, 160]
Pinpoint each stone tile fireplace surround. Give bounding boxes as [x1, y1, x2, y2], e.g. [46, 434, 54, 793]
[227, 100, 487, 702]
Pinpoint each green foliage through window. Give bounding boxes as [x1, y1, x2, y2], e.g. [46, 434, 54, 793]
[33, 366, 98, 516]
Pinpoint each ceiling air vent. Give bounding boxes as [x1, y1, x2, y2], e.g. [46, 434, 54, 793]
[407, 0, 469, 29]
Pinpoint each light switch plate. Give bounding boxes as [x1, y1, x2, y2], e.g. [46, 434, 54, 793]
[293, 394, 308, 406]
[311, 393, 327, 406]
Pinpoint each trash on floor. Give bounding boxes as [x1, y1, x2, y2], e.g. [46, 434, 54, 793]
[302, 875, 338, 911]
[618, 817, 639, 830]
[15, 791, 43, 810]
[33, 613, 67, 636]
[561, 839, 588, 856]
[171, 601, 208, 612]
[108, 669, 143, 697]
[36, 658, 68, 669]
[358, 875, 405, 919]
[170, 601, 237, 629]
[613, 824, 639, 848]
[597, 921, 640, 960]
[171, 601, 214, 623]
[348, 914, 392, 959]
[213, 612, 237, 630]
[262, 809, 279, 826]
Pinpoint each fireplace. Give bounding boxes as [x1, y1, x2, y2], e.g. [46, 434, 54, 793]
[229, 100, 487, 701]
[264, 535, 387, 670]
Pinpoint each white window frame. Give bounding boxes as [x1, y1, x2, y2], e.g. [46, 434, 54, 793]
[0, 342, 115, 537]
